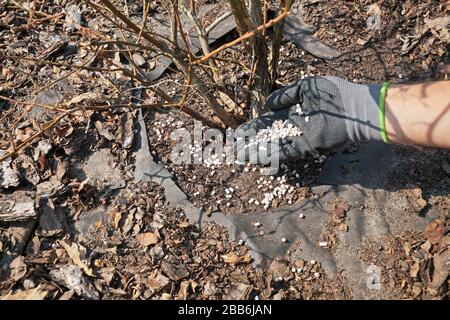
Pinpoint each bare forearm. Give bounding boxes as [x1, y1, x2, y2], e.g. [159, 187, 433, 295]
[385, 81, 450, 148]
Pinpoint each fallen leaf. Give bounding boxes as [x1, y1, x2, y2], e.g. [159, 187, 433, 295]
[160, 293, 172, 300]
[136, 232, 159, 247]
[221, 252, 252, 265]
[177, 221, 190, 228]
[117, 112, 134, 149]
[410, 262, 420, 278]
[95, 121, 115, 141]
[225, 283, 253, 300]
[64, 4, 81, 31]
[1, 285, 49, 300]
[270, 259, 293, 280]
[8, 255, 27, 282]
[132, 53, 146, 67]
[49, 264, 99, 299]
[178, 280, 190, 300]
[147, 271, 169, 292]
[161, 260, 189, 281]
[429, 249, 450, 290]
[111, 207, 122, 230]
[58, 290, 75, 300]
[14, 154, 40, 186]
[202, 281, 217, 298]
[58, 240, 94, 277]
[67, 92, 105, 106]
[424, 219, 446, 244]
[424, 16, 450, 31]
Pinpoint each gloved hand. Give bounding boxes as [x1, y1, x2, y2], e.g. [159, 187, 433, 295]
[235, 76, 384, 162]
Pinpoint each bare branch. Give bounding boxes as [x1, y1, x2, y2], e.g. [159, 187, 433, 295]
[195, 6, 290, 64]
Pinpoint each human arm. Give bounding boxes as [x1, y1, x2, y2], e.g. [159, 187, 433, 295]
[385, 81, 450, 148]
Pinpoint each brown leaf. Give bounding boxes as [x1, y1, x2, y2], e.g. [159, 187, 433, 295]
[58, 240, 94, 277]
[136, 232, 159, 247]
[221, 252, 252, 265]
[55, 124, 74, 140]
[14, 154, 40, 186]
[177, 221, 190, 228]
[27, 250, 58, 264]
[329, 198, 351, 219]
[410, 262, 420, 278]
[161, 260, 189, 281]
[270, 259, 293, 280]
[67, 92, 105, 106]
[95, 121, 115, 141]
[147, 271, 169, 292]
[8, 255, 27, 282]
[110, 207, 122, 230]
[429, 249, 450, 290]
[424, 16, 450, 31]
[132, 53, 146, 67]
[424, 219, 446, 244]
[1, 285, 49, 300]
[202, 281, 217, 298]
[117, 112, 134, 149]
[160, 293, 172, 300]
[55, 160, 67, 181]
[177, 280, 190, 300]
[225, 283, 253, 300]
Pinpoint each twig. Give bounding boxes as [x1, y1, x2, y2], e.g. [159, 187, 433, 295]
[0, 113, 67, 163]
[270, 0, 293, 86]
[0, 54, 124, 73]
[205, 12, 233, 35]
[195, 7, 290, 64]
[0, 95, 72, 114]
[137, 0, 151, 44]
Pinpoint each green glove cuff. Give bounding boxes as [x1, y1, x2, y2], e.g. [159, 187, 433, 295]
[379, 82, 390, 144]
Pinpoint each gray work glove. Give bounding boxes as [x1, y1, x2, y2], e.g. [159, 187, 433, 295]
[235, 76, 383, 162]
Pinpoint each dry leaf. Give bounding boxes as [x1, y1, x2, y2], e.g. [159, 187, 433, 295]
[1, 285, 49, 300]
[49, 264, 99, 299]
[221, 252, 252, 265]
[270, 259, 293, 280]
[9, 255, 27, 282]
[429, 249, 450, 289]
[225, 283, 253, 300]
[177, 221, 190, 228]
[95, 121, 115, 140]
[160, 293, 172, 300]
[147, 271, 169, 292]
[117, 112, 134, 149]
[132, 53, 146, 66]
[178, 280, 190, 300]
[136, 232, 159, 247]
[58, 240, 94, 277]
[424, 16, 450, 31]
[424, 219, 446, 244]
[110, 206, 122, 230]
[410, 262, 420, 278]
[67, 92, 105, 106]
